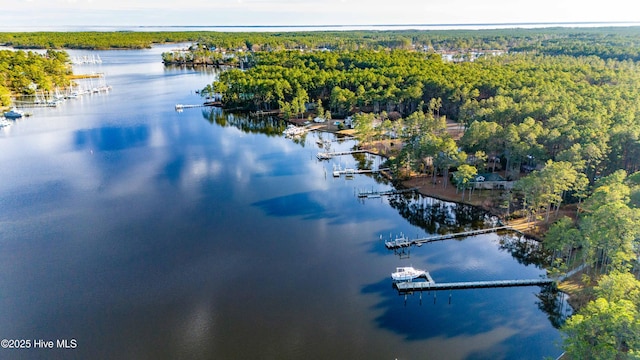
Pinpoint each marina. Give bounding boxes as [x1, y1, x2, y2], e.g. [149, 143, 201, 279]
[10, 74, 112, 111]
[71, 54, 103, 65]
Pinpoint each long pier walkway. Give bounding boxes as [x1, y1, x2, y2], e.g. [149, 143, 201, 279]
[175, 104, 205, 111]
[394, 277, 553, 292]
[317, 149, 367, 160]
[384, 226, 512, 249]
[394, 263, 585, 293]
[333, 166, 390, 177]
[175, 101, 222, 111]
[332, 136, 357, 142]
[358, 187, 418, 198]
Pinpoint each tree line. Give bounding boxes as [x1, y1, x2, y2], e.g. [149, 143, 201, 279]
[4, 27, 640, 57]
[543, 170, 640, 358]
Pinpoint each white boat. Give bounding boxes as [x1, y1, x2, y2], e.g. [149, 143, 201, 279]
[332, 164, 342, 177]
[391, 266, 426, 282]
[283, 124, 306, 137]
[4, 107, 24, 119]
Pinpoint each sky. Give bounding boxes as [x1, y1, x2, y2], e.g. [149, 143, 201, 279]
[2, 0, 640, 29]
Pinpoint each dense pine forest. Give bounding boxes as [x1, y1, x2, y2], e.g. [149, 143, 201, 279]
[2, 27, 640, 357]
[193, 29, 640, 358]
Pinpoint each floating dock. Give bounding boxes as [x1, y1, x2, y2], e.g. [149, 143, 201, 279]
[384, 226, 512, 249]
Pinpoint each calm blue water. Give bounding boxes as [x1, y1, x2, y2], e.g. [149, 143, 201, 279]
[0, 44, 569, 359]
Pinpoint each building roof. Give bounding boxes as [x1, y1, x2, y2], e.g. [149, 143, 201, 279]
[474, 173, 505, 182]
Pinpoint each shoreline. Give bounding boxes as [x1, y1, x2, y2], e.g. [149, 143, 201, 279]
[286, 113, 554, 241]
[400, 176, 544, 238]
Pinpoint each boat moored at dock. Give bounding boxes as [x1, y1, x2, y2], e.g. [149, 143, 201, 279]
[391, 266, 427, 282]
[283, 124, 307, 137]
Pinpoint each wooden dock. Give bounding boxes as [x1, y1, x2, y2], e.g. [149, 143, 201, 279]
[358, 187, 418, 198]
[176, 101, 222, 111]
[332, 136, 357, 142]
[175, 104, 205, 111]
[384, 226, 512, 249]
[394, 277, 553, 292]
[333, 166, 390, 177]
[317, 149, 367, 160]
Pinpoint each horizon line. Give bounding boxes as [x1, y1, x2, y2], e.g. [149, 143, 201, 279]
[5, 20, 640, 30]
[137, 21, 640, 28]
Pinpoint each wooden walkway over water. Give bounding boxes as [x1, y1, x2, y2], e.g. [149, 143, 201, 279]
[332, 136, 357, 142]
[175, 102, 221, 111]
[333, 166, 390, 177]
[175, 104, 205, 111]
[394, 277, 553, 292]
[384, 226, 512, 249]
[317, 149, 367, 160]
[358, 187, 418, 198]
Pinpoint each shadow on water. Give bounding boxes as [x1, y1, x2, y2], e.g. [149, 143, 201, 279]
[251, 191, 339, 220]
[202, 107, 286, 137]
[252, 190, 392, 225]
[252, 151, 316, 178]
[498, 233, 551, 267]
[74, 125, 150, 152]
[362, 278, 569, 358]
[536, 283, 574, 329]
[362, 277, 568, 338]
[386, 193, 495, 235]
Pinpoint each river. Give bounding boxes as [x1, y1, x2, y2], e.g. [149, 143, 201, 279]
[0, 44, 569, 359]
